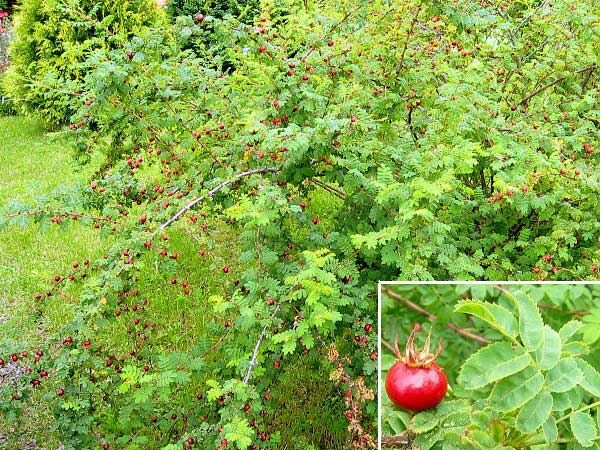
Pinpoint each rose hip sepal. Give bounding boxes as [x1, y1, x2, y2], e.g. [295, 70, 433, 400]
[385, 328, 448, 412]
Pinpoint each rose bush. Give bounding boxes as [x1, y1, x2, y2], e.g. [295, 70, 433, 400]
[0, 0, 599, 448]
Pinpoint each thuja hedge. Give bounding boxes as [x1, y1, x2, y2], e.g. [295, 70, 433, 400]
[165, 0, 259, 22]
[2, 0, 161, 127]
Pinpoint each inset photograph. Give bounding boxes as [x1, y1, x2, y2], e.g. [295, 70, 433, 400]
[379, 283, 600, 450]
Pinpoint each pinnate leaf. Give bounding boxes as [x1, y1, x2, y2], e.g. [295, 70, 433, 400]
[458, 342, 530, 390]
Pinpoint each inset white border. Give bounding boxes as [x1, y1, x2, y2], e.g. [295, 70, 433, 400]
[377, 280, 600, 449]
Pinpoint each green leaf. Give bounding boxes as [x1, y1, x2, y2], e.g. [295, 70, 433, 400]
[455, 300, 518, 339]
[435, 400, 472, 417]
[562, 341, 590, 357]
[222, 416, 253, 450]
[414, 429, 442, 450]
[534, 326, 562, 370]
[385, 410, 410, 434]
[411, 411, 439, 433]
[582, 324, 600, 345]
[464, 430, 497, 448]
[514, 292, 544, 352]
[458, 342, 530, 390]
[545, 358, 583, 393]
[570, 411, 598, 448]
[515, 390, 553, 432]
[543, 416, 558, 443]
[575, 359, 600, 397]
[553, 389, 583, 412]
[489, 367, 544, 412]
[489, 418, 505, 443]
[559, 320, 585, 342]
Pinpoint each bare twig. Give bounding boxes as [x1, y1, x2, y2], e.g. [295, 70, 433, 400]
[309, 178, 346, 200]
[381, 338, 396, 355]
[538, 303, 590, 317]
[581, 66, 596, 91]
[518, 65, 597, 105]
[158, 167, 278, 231]
[515, 0, 548, 33]
[199, 331, 230, 358]
[381, 288, 491, 344]
[243, 303, 281, 384]
[494, 3, 517, 48]
[398, 3, 423, 69]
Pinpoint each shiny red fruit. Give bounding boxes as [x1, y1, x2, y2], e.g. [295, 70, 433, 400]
[385, 361, 447, 412]
[385, 328, 447, 412]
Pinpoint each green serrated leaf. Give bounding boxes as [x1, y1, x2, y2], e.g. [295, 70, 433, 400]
[489, 367, 544, 412]
[535, 326, 562, 370]
[514, 292, 544, 352]
[411, 411, 439, 433]
[435, 400, 472, 417]
[515, 390, 553, 432]
[414, 428, 442, 450]
[582, 324, 600, 345]
[559, 320, 585, 342]
[466, 430, 497, 448]
[575, 359, 600, 397]
[553, 389, 583, 412]
[545, 358, 583, 393]
[458, 342, 530, 390]
[543, 415, 558, 443]
[562, 341, 590, 357]
[570, 411, 598, 447]
[455, 300, 518, 339]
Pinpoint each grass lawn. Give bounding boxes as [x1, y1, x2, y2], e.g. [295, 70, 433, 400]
[0, 116, 348, 449]
[0, 116, 109, 448]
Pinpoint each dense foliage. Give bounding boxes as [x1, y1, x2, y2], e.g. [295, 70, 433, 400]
[2, 0, 161, 127]
[0, 0, 599, 448]
[381, 283, 600, 449]
[164, 0, 259, 22]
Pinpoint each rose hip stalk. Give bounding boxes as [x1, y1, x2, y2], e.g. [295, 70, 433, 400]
[385, 328, 448, 412]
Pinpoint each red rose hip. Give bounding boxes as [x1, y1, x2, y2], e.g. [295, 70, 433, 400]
[385, 329, 447, 412]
